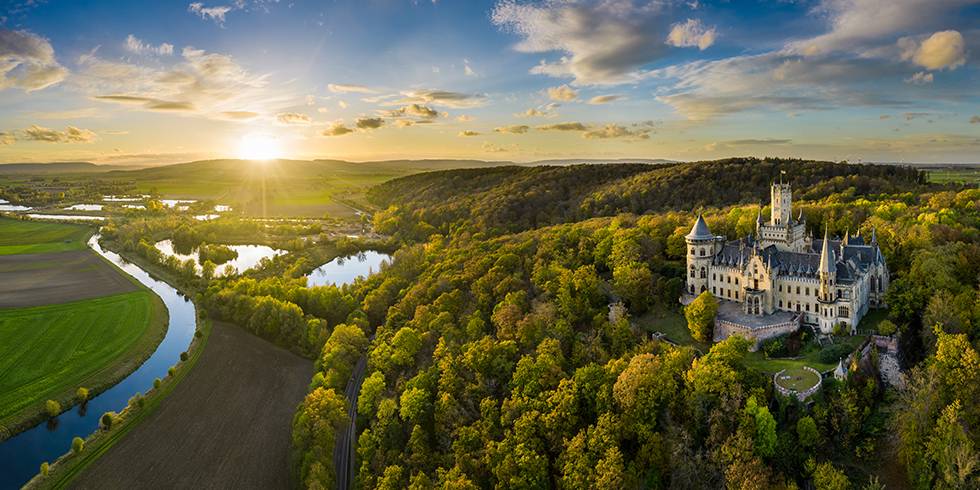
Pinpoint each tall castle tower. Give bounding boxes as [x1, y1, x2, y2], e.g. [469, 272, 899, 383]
[685, 214, 718, 295]
[770, 182, 792, 226]
[817, 228, 838, 332]
[758, 179, 808, 252]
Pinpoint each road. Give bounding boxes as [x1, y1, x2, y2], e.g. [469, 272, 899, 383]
[334, 355, 367, 490]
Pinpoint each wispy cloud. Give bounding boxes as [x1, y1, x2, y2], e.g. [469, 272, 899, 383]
[666, 19, 716, 50]
[125, 34, 174, 56]
[188, 3, 233, 26]
[327, 83, 377, 94]
[494, 124, 530, 134]
[19, 125, 97, 143]
[0, 29, 68, 92]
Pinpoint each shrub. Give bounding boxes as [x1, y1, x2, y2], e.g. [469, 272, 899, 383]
[71, 437, 84, 454]
[45, 400, 61, 418]
[100, 411, 117, 430]
[40, 462, 49, 477]
[180, 351, 189, 362]
[877, 319, 897, 336]
[76, 387, 89, 403]
[818, 343, 853, 364]
[153, 377, 162, 389]
[194, 330, 203, 338]
[761, 336, 787, 358]
[168, 366, 177, 377]
[128, 393, 145, 410]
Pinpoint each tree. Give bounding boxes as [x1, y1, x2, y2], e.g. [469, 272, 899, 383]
[612, 262, 653, 313]
[685, 291, 718, 343]
[812, 462, 850, 490]
[358, 371, 386, 422]
[926, 400, 978, 488]
[797, 416, 820, 449]
[293, 387, 349, 489]
[71, 436, 85, 455]
[46, 399, 61, 418]
[400, 387, 431, 425]
[744, 396, 777, 458]
[40, 462, 49, 477]
[877, 319, 897, 336]
[101, 411, 117, 430]
[76, 387, 89, 403]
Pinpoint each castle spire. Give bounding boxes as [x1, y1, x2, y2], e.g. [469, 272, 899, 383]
[686, 214, 713, 240]
[843, 228, 850, 246]
[819, 227, 836, 274]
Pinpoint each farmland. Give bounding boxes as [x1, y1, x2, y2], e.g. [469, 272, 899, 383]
[0, 217, 167, 437]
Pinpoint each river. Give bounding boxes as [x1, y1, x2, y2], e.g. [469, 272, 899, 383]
[0, 236, 197, 489]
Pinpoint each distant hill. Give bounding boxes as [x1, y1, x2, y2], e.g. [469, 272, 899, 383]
[528, 158, 676, 166]
[368, 157, 927, 238]
[0, 162, 114, 175]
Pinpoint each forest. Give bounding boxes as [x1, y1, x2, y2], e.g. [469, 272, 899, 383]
[103, 158, 977, 489]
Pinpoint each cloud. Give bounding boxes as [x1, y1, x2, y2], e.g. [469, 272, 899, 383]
[0, 132, 15, 145]
[492, 0, 673, 85]
[458, 130, 480, 137]
[583, 123, 652, 140]
[220, 110, 260, 120]
[393, 89, 487, 108]
[666, 19, 716, 50]
[125, 34, 174, 56]
[588, 94, 624, 105]
[547, 84, 577, 101]
[464, 59, 477, 76]
[456, 114, 474, 122]
[482, 141, 515, 153]
[905, 71, 933, 85]
[93, 95, 195, 111]
[322, 123, 354, 136]
[80, 46, 281, 120]
[20, 125, 97, 143]
[394, 120, 415, 128]
[494, 124, 530, 134]
[0, 29, 68, 92]
[903, 112, 933, 121]
[727, 138, 792, 146]
[516, 102, 559, 118]
[276, 112, 312, 125]
[328, 83, 376, 94]
[188, 3, 233, 25]
[971, 116, 980, 124]
[537, 122, 587, 131]
[355, 117, 384, 129]
[899, 30, 967, 71]
[385, 103, 439, 119]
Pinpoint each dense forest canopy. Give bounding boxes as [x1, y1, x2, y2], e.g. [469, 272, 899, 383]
[369, 158, 926, 239]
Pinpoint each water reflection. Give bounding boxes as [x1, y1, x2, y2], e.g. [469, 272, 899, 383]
[306, 250, 391, 287]
[154, 239, 286, 276]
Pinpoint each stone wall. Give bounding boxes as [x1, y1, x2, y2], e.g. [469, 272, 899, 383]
[773, 366, 823, 402]
[715, 314, 802, 351]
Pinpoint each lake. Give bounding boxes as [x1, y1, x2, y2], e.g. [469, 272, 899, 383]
[154, 240, 286, 276]
[306, 250, 391, 287]
[0, 235, 197, 489]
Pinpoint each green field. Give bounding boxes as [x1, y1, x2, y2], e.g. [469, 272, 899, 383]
[0, 217, 93, 255]
[925, 167, 980, 184]
[0, 291, 166, 430]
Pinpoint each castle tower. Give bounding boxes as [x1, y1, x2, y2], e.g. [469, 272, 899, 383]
[817, 228, 837, 333]
[686, 214, 716, 296]
[770, 181, 792, 226]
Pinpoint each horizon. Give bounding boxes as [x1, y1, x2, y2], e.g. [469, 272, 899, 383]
[1, 1, 979, 165]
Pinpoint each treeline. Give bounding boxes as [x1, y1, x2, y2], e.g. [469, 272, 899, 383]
[369, 158, 927, 240]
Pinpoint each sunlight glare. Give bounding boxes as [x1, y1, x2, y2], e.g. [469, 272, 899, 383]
[237, 133, 282, 160]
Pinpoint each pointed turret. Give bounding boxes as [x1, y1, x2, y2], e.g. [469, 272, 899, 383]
[871, 226, 877, 245]
[686, 214, 713, 240]
[819, 228, 836, 274]
[843, 229, 850, 247]
[798, 209, 804, 222]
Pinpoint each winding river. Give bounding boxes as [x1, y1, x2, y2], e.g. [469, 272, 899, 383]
[0, 235, 197, 489]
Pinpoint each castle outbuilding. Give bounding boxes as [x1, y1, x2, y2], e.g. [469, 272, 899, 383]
[684, 181, 888, 345]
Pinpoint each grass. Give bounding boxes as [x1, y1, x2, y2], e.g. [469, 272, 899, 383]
[0, 217, 92, 255]
[925, 167, 980, 184]
[0, 291, 167, 434]
[633, 308, 711, 352]
[773, 366, 821, 391]
[745, 334, 867, 373]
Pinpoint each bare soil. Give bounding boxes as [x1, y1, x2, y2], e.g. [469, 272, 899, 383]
[71, 321, 312, 490]
[0, 250, 136, 308]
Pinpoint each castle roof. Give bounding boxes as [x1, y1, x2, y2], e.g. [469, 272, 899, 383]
[819, 229, 837, 275]
[686, 214, 714, 240]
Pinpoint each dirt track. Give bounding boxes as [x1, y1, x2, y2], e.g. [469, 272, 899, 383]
[0, 250, 136, 307]
[71, 321, 312, 490]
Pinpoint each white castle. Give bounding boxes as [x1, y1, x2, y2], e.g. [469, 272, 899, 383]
[685, 181, 888, 339]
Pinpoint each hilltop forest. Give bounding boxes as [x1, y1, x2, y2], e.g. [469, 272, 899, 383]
[104, 158, 978, 489]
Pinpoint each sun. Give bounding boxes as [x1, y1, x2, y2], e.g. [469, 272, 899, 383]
[237, 133, 282, 160]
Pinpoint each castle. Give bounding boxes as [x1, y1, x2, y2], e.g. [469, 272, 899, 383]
[685, 181, 888, 341]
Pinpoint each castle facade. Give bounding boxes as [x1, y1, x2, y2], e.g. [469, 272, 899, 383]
[685, 182, 888, 335]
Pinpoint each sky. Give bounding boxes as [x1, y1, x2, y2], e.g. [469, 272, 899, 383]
[1, 0, 979, 165]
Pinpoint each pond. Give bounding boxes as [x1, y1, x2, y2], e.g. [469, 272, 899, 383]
[26, 214, 106, 222]
[160, 199, 196, 209]
[0, 235, 197, 489]
[306, 250, 391, 287]
[64, 204, 104, 211]
[154, 240, 286, 276]
[0, 199, 31, 212]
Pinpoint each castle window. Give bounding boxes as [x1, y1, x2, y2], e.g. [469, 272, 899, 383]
[713, 273, 716, 280]
[778, 285, 782, 292]
[699, 248, 705, 256]
[796, 303, 801, 312]
[735, 278, 739, 286]
[735, 291, 739, 299]
[712, 287, 716, 294]
[690, 285, 694, 293]
[796, 286, 800, 294]
[838, 306, 850, 317]
[727, 276, 731, 284]
[805, 287, 810, 295]
[806, 303, 810, 312]
[779, 300, 783, 308]
[689, 266, 695, 278]
[690, 247, 695, 255]
[700, 267, 707, 279]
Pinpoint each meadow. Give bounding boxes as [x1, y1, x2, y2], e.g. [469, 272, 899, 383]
[0, 218, 167, 437]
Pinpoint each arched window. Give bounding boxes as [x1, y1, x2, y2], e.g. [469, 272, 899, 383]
[690, 284, 694, 294]
[700, 266, 707, 279]
[689, 266, 695, 278]
[699, 248, 705, 256]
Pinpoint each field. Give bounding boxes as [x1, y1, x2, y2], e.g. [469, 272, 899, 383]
[0, 217, 167, 436]
[925, 166, 980, 184]
[0, 218, 92, 255]
[71, 321, 312, 489]
[774, 366, 821, 392]
[0, 291, 165, 430]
